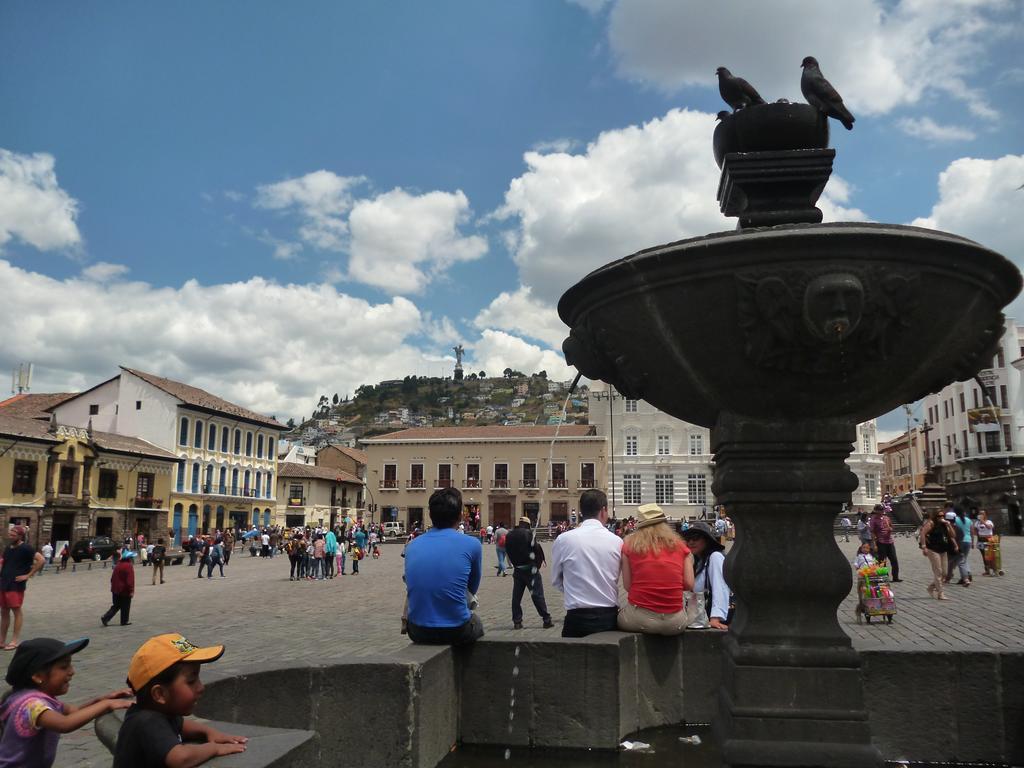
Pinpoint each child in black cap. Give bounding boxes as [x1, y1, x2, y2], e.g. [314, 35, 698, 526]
[0, 637, 132, 767]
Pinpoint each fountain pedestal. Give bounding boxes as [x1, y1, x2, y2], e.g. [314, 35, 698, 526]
[712, 414, 878, 767]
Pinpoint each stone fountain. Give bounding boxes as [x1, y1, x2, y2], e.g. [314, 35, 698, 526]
[559, 102, 1021, 767]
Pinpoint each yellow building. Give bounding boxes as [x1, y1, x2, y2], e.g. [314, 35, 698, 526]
[275, 462, 363, 529]
[0, 395, 177, 550]
[362, 425, 607, 530]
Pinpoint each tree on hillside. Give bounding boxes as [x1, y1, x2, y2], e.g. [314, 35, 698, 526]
[286, 417, 296, 429]
[538, 370, 547, 379]
[467, 372, 477, 380]
[332, 393, 339, 405]
[503, 367, 513, 379]
[479, 371, 486, 378]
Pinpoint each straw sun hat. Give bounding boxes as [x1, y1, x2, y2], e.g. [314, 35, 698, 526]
[635, 503, 668, 529]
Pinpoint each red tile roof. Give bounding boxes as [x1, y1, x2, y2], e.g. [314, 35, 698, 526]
[121, 368, 285, 429]
[276, 461, 362, 485]
[0, 412, 176, 460]
[318, 444, 368, 465]
[364, 425, 597, 442]
[0, 393, 77, 420]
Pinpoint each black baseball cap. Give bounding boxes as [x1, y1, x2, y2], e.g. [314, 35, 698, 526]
[5, 637, 89, 687]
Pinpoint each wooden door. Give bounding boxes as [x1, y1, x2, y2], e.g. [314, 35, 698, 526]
[491, 502, 512, 528]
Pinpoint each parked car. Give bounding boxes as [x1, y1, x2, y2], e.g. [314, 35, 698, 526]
[70, 536, 118, 562]
[382, 522, 406, 540]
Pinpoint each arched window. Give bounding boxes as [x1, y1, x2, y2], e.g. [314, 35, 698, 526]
[176, 461, 186, 492]
[263, 508, 271, 528]
[191, 462, 200, 493]
[193, 419, 203, 448]
[231, 468, 239, 496]
[257, 434, 264, 459]
[204, 465, 213, 492]
[218, 466, 227, 495]
[207, 423, 217, 450]
[202, 504, 211, 534]
[172, 503, 183, 547]
[221, 426, 229, 453]
[233, 429, 241, 455]
[187, 504, 198, 537]
[215, 505, 225, 531]
[245, 432, 253, 457]
[255, 471, 262, 498]
[243, 470, 251, 495]
[179, 417, 189, 446]
[252, 508, 259, 526]
[268, 437, 275, 459]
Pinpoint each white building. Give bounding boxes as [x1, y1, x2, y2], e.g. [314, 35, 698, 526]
[280, 442, 317, 465]
[589, 384, 883, 518]
[924, 319, 1024, 484]
[51, 367, 285, 541]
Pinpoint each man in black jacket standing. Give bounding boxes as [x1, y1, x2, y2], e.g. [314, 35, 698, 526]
[505, 517, 554, 630]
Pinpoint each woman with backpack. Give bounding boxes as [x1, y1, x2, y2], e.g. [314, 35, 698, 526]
[919, 508, 958, 600]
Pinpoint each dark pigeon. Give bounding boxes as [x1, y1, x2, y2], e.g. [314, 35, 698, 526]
[800, 56, 855, 130]
[716, 67, 766, 111]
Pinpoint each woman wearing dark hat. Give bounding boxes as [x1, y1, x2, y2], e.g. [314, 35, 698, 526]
[617, 504, 695, 635]
[682, 521, 730, 630]
[0, 637, 131, 767]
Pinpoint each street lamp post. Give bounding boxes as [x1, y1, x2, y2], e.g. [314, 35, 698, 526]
[590, 386, 621, 519]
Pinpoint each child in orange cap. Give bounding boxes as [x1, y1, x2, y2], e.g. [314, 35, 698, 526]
[113, 633, 246, 768]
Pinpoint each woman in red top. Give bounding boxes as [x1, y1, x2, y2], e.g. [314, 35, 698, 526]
[617, 504, 695, 635]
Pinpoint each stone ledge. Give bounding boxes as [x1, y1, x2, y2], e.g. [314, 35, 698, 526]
[95, 709, 316, 767]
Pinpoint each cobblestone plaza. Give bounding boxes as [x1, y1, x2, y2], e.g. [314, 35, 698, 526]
[25, 537, 1023, 766]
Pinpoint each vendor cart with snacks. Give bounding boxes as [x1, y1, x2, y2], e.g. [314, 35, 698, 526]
[982, 534, 1004, 575]
[856, 564, 896, 624]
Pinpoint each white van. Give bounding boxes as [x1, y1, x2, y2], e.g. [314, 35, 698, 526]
[382, 521, 406, 540]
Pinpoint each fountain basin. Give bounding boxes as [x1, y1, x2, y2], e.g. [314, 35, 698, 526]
[559, 222, 1020, 427]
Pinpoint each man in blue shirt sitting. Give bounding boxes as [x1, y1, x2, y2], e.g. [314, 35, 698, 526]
[404, 487, 484, 645]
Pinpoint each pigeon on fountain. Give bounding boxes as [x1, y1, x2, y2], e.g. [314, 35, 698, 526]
[716, 67, 766, 111]
[800, 56, 855, 130]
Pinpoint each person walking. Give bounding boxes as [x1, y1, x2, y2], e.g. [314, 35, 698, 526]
[839, 516, 851, 542]
[972, 510, 1001, 576]
[869, 504, 901, 582]
[150, 538, 166, 585]
[324, 530, 337, 578]
[206, 539, 225, 578]
[0, 526, 45, 650]
[222, 529, 234, 565]
[101, 551, 135, 626]
[920, 508, 957, 600]
[946, 508, 973, 586]
[550, 489, 622, 638]
[493, 523, 509, 577]
[505, 517, 553, 630]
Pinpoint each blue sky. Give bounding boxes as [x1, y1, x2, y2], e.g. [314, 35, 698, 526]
[1, 1, 1022, 432]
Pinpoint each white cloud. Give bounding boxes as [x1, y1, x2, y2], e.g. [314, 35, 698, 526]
[255, 170, 365, 250]
[531, 138, 581, 154]
[254, 171, 487, 294]
[602, 0, 1013, 119]
[473, 285, 568, 349]
[347, 188, 488, 294]
[0, 259, 453, 420]
[910, 153, 1024, 317]
[469, 330, 575, 382]
[81, 262, 130, 282]
[566, 0, 610, 11]
[896, 116, 976, 143]
[0, 149, 81, 252]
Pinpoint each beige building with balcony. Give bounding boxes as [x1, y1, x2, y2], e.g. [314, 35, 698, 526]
[362, 425, 607, 530]
[275, 462, 363, 529]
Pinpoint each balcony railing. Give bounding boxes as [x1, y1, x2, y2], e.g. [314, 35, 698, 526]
[407, 479, 425, 489]
[578, 479, 596, 488]
[380, 479, 399, 490]
[549, 478, 568, 489]
[132, 497, 161, 509]
[435, 478, 453, 489]
[463, 478, 481, 489]
[287, 497, 305, 507]
[520, 479, 539, 489]
[492, 478, 509, 489]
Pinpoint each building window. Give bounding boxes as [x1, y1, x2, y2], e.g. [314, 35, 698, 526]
[494, 463, 509, 488]
[265, 472, 273, 498]
[580, 462, 595, 489]
[194, 420, 203, 449]
[551, 462, 566, 488]
[136, 400, 142, 410]
[410, 463, 425, 488]
[207, 423, 216, 450]
[522, 463, 537, 488]
[623, 474, 642, 504]
[437, 463, 452, 488]
[176, 462, 185, 492]
[98, 469, 118, 499]
[191, 462, 200, 493]
[136, 473, 154, 502]
[625, 435, 638, 456]
[689, 434, 703, 455]
[231, 468, 239, 495]
[289, 484, 304, 504]
[984, 431, 1000, 452]
[864, 473, 879, 499]
[11, 461, 37, 495]
[233, 429, 241, 455]
[383, 464, 397, 488]
[245, 432, 253, 457]
[179, 417, 189, 446]
[687, 474, 707, 505]
[204, 465, 213, 492]
[89, 404, 99, 415]
[1000, 385, 1008, 409]
[268, 438, 275, 458]
[218, 466, 227, 494]
[257, 434, 264, 459]
[624, 399, 638, 413]
[997, 348, 1005, 367]
[243, 470, 251, 495]
[466, 463, 480, 488]
[58, 466, 77, 496]
[255, 471, 262, 498]
[959, 392, 965, 413]
[221, 427, 229, 453]
[1004, 424, 1013, 452]
[862, 432, 871, 454]
[655, 473, 674, 504]
[656, 434, 671, 455]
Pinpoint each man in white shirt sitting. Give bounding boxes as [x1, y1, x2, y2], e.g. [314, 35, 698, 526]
[550, 489, 622, 637]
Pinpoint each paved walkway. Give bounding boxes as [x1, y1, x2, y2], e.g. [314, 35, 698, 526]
[16, 536, 1021, 766]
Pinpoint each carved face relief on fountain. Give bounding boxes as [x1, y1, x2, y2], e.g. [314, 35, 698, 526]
[802, 272, 864, 342]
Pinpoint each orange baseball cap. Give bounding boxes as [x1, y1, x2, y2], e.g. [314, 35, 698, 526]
[127, 633, 224, 691]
